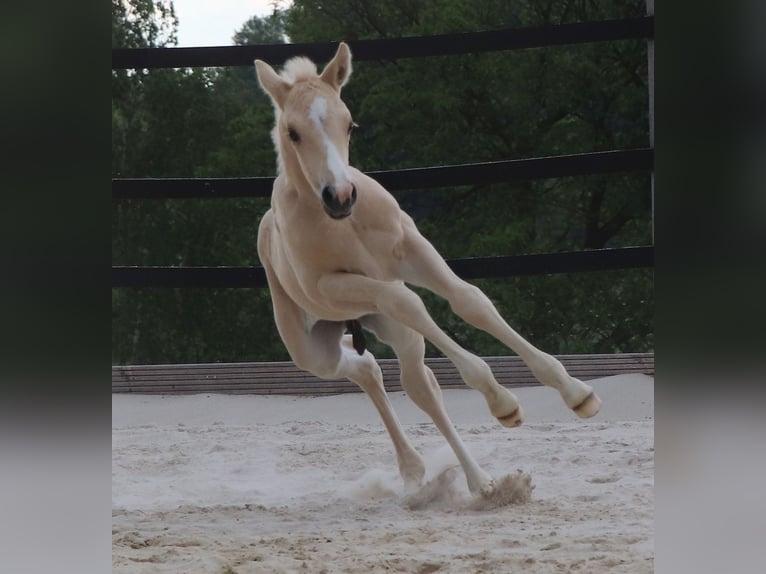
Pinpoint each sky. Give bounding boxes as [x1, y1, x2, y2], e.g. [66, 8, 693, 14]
[171, 0, 291, 47]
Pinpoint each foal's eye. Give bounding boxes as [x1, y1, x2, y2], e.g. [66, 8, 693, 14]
[348, 121, 358, 136]
[287, 127, 300, 143]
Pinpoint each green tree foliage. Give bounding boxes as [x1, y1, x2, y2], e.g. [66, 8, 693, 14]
[111, 0, 177, 49]
[112, 0, 653, 365]
[112, 2, 284, 364]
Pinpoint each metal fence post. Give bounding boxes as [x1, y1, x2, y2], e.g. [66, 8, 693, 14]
[647, 0, 654, 240]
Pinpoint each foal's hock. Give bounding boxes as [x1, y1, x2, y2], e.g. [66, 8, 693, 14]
[254, 43, 601, 497]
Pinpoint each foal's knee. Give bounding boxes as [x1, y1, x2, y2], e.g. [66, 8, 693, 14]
[376, 283, 429, 322]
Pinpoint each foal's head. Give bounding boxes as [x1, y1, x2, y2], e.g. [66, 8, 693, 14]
[255, 43, 357, 220]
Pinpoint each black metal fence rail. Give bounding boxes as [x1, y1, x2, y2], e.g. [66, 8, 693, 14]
[112, 16, 653, 70]
[113, 149, 653, 200]
[112, 16, 654, 289]
[113, 246, 653, 289]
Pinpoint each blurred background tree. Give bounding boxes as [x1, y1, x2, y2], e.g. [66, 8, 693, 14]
[112, 0, 653, 365]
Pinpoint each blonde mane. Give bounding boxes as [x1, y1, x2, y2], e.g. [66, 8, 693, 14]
[280, 57, 318, 84]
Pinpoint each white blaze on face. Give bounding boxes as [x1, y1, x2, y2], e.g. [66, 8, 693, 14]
[309, 96, 351, 195]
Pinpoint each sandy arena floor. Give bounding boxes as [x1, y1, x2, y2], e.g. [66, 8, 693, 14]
[113, 374, 654, 573]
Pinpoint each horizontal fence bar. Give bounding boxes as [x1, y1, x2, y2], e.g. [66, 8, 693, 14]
[112, 246, 653, 288]
[112, 148, 653, 199]
[112, 353, 654, 395]
[448, 246, 653, 279]
[112, 17, 653, 70]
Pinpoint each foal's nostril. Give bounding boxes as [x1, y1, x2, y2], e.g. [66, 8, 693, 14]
[321, 186, 334, 206]
[321, 184, 355, 219]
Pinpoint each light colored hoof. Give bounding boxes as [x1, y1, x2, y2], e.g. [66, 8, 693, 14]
[403, 467, 458, 510]
[469, 471, 535, 510]
[572, 392, 602, 418]
[497, 405, 524, 428]
[400, 457, 426, 495]
[403, 477, 424, 496]
[479, 478, 497, 498]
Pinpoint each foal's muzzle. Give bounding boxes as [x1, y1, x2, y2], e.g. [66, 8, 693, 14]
[321, 184, 357, 219]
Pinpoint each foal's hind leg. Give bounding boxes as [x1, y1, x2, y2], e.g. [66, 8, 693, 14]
[362, 315, 495, 495]
[318, 273, 524, 428]
[400, 228, 601, 418]
[259, 263, 425, 490]
[336, 333, 426, 491]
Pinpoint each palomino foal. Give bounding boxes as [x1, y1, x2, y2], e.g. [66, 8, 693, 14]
[254, 43, 601, 497]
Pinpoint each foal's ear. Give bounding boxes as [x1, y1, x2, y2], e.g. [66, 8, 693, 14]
[254, 59, 289, 109]
[320, 42, 353, 92]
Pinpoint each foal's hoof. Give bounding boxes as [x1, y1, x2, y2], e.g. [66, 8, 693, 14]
[479, 479, 497, 498]
[497, 406, 525, 428]
[469, 471, 535, 510]
[572, 392, 602, 418]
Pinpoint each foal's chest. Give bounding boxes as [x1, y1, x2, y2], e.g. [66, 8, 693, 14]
[278, 214, 402, 280]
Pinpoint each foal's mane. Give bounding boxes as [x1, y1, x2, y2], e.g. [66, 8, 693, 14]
[280, 57, 318, 84]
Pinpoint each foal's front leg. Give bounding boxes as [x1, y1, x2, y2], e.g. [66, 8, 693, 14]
[398, 220, 601, 418]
